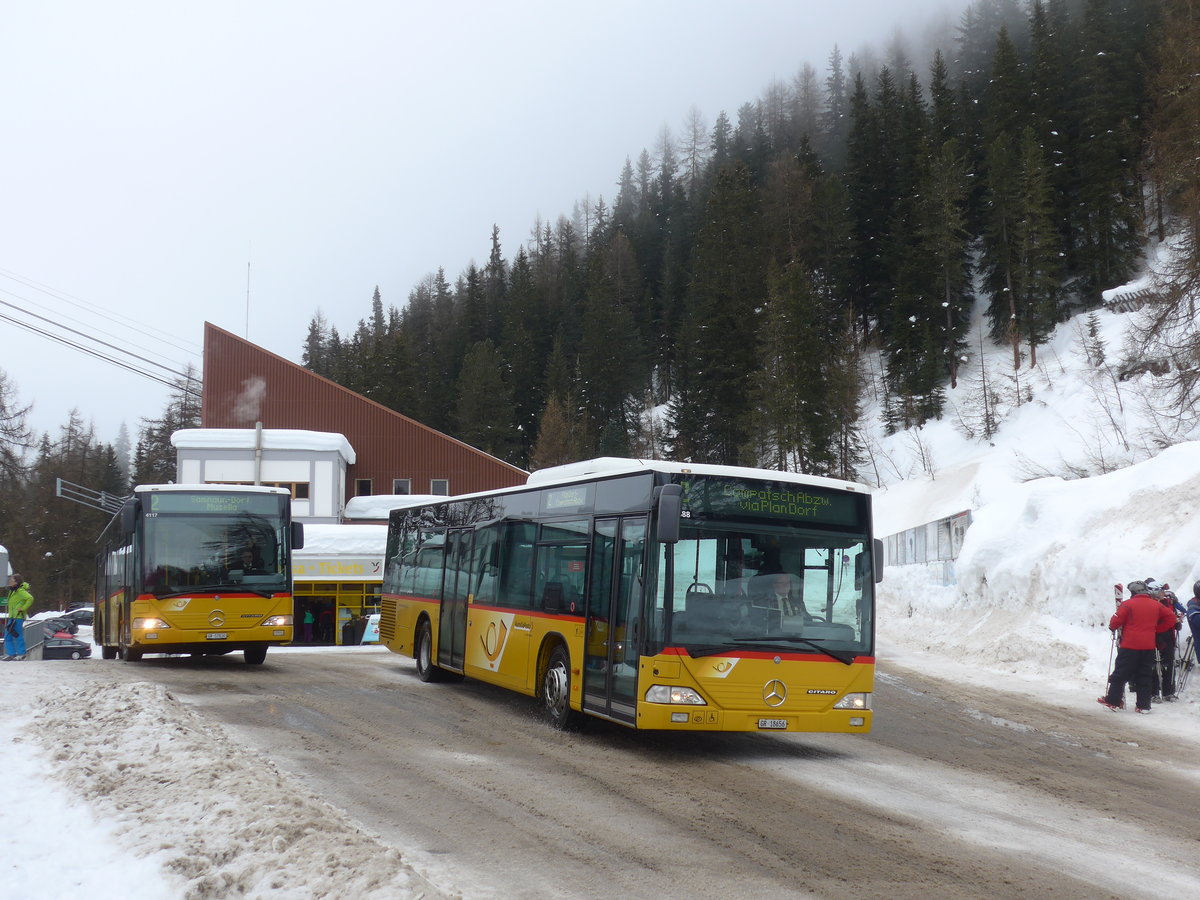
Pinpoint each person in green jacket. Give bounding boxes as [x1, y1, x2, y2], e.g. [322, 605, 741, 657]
[4, 574, 34, 660]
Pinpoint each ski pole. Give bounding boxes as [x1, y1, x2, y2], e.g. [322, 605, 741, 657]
[1106, 584, 1122, 699]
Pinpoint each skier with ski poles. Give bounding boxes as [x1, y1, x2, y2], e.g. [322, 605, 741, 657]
[1098, 580, 1177, 713]
[1150, 583, 1185, 701]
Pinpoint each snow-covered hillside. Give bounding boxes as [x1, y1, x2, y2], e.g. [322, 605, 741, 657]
[870, 238, 1200, 694]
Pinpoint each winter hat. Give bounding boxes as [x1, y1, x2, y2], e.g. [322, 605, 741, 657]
[1127, 580, 1149, 595]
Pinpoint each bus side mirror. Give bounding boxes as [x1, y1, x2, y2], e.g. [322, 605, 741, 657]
[873, 538, 884, 584]
[120, 502, 137, 535]
[291, 521, 305, 551]
[656, 484, 682, 544]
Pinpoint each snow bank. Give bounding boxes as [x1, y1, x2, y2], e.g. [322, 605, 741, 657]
[28, 680, 438, 899]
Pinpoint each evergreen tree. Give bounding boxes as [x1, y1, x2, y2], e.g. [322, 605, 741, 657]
[1012, 126, 1065, 365]
[577, 232, 645, 456]
[844, 73, 888, 334]
[301, 311, 331, 376]
[752, 261, 858, 475]
[1027, 0, 1075, 245]
[499, 247, 548, 466]
[25, 412, 121, 607]
[454, 340, 517, 463]
[130, 367, 202, 487]
[1070, 0, 1145, 294]
[981, 27, 1030, 149]
[529, 392, 583, 472]
[980, 135, 1023, 363]
[669, 163, 764, 464]
[483, 225, 508, 344]
[114, 422, 132, 486]
[822, 44, 849, 166]
[928, 50, 961, 149]
[917, 138, 973, 389]
[0, 367, 33, 484]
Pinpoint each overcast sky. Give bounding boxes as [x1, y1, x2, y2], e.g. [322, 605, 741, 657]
[1, 0, 967, 446]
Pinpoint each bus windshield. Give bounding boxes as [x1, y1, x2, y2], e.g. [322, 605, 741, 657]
[141, 510, 287, 594]
[656, 521, 873, 657]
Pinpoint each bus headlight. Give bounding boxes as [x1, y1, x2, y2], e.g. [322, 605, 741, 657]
[131, 617, 170, 630]
[261, 615, 292, 627]
[833, 692, 871, 710]
[645, 685, 707, 705]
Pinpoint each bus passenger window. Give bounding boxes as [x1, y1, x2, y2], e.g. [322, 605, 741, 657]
[498, 522, 536, 609]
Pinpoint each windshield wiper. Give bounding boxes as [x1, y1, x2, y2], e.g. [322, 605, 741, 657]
[688, 636, 856, 666]
[152, 582, 278, 599]
[687, 643, 740, 659]
[151, 586, 192, 600]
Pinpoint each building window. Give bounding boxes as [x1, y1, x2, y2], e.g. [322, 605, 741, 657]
[264, 481, 309, 500]
[392, 478, 411, 495]
[430, 479, 449, 495]
[356, 479, 373, 497]
[210, 480, 309, 500]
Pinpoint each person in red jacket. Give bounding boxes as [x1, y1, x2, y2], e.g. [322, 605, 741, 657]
[1098, 580, 1179, 712]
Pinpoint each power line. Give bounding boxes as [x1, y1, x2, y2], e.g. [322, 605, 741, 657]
[0, 266, 201, 357]
[0, 297, 196, 384]
[0, 310, 201, 397]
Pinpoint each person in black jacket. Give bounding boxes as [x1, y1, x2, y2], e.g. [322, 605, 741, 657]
[1151, 585, 1185, 701]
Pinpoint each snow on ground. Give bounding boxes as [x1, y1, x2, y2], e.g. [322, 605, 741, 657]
[5, 259, 1200, 897]
[1, 646, 439, 900]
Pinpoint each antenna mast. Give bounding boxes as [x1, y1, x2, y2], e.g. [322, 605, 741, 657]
[245, 244, 252, 337]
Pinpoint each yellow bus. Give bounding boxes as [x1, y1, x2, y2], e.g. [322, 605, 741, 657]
[94, 484, 304, 664]
[380, 459, 880, 732]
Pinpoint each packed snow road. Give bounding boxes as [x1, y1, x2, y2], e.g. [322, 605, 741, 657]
[75, 647, 1200, 898]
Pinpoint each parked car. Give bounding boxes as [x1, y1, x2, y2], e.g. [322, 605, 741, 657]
[31, 606, 93, 632]
[42, 633, 92, 660]
[63, 606, 93, 627]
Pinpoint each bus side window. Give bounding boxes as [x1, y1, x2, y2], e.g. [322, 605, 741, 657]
[472, 526, 501, 605]
[498, 522, 536, 610]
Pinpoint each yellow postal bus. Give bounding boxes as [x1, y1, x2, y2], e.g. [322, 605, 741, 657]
[380, 459, 880, 732]
[94, 484, 303, 665]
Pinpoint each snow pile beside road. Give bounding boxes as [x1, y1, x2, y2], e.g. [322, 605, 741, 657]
[28, 680, 443, 900]
[876, 442, 1200, 693]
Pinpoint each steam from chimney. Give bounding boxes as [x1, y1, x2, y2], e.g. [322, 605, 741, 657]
[233, 376, 267, 424]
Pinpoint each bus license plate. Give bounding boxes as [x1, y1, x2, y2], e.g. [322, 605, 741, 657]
[758, 718, 788, 730]
[206, 632, 227, 640]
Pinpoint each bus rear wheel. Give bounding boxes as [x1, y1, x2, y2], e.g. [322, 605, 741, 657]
[541, 645, 580, 730]
[414, 619, 444, 682]
[102, 646, 118, 660]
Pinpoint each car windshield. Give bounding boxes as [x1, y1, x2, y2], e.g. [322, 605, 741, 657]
[141, 511, 286, 594]
[652, 521, 873, 657]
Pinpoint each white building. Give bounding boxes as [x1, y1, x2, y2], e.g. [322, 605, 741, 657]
[173, 427, 397, 644]
[172, 427, 355, 523]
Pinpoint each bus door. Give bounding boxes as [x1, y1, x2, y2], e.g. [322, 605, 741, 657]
[437, 528, 470, 671]
[583, 516, 647, 723]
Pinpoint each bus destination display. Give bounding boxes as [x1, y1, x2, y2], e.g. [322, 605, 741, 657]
[679, 477, 859, 526]
[147, 492, 282, 516]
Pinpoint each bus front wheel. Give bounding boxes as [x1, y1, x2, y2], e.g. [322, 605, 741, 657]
[414, 620, 444, 683]
[244, 645, 268, 665]
[541, 645, 580, 730]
